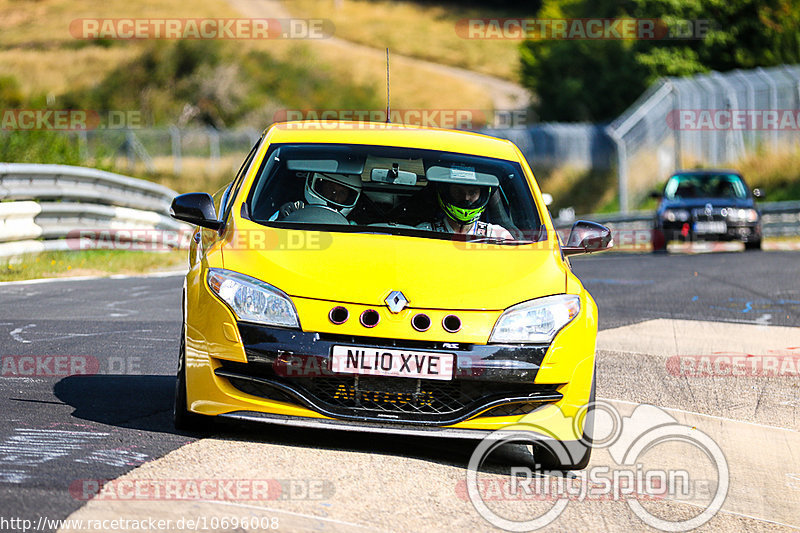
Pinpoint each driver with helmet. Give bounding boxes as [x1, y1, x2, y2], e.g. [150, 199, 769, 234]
[417, 182, 513, 239]
[270, 172, 362, 221]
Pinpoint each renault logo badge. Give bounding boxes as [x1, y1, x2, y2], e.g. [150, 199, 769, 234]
[385, 291, 408, 313]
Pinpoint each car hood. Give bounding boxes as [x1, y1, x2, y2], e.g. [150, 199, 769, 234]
[221, 225, 567, 310]
[660, 197, 755, 210]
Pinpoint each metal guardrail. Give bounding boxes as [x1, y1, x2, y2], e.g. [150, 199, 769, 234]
[555, 201, 800, 239]
[0, 164, 188, 258]
[0, 163, 178, 212]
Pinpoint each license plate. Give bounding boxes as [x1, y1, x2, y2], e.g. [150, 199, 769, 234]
[330, 346, 455, 380]
[694, 221, 726, 234]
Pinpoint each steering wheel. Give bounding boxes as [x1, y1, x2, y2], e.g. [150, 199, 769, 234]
[282, 204, 349, 224]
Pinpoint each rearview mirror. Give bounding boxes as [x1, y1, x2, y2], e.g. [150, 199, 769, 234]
[170, 192, 223, 230]
[371, 167, 417, 185]
[562, 220, 613, 256]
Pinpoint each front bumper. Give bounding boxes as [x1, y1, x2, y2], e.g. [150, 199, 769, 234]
[184, 275, 598, 439]
[659, 220, 761, 242]
[214, 324, 562, 426]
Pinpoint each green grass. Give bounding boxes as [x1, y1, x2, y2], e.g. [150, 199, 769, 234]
[286, 0, 530, 81]
[0, 250, 186, 282]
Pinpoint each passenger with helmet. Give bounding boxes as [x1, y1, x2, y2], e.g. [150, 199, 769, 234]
[270, 171, 362, 221]
[417, 181, 513, 239]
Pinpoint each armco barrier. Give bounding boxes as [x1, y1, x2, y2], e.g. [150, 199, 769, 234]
[555, 200, 800, 240]
[0, 164, 189, 258]
[0, 163, 177, 212]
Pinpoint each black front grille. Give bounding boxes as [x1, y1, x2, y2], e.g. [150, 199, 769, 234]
[296, 376, 513, 417]
[691, 208, 725, 222]
[217, 360, 561, 425]
[480, 402, 548, 417]
[226, 376, 295, 404]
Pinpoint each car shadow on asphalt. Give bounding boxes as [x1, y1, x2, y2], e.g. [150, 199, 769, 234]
[53, 374, 176, 434]
[52, 374, 544, 476]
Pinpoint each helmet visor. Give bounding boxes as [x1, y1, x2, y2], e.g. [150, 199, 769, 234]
[440, 183, 492, 210]
[310, 174, 360, 208]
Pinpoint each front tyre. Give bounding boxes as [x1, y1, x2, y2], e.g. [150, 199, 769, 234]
[651, 228, 667, 253]
[744, 239, 762, 251]
[534, 371, 596, 471]
[174, 325, 207, 432]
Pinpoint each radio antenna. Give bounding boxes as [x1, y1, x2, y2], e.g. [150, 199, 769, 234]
[385, 48, 391, 123]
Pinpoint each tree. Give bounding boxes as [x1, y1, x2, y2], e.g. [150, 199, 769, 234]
[520, 0, 800, 122]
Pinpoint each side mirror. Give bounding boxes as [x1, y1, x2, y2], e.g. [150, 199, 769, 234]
[170, 192, 223, 230]
[562, 220, 613, 256]
[752, 188, 763, 199]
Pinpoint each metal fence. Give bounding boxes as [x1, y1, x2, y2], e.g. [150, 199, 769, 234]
[75, 127, 261, 176]
[484, 123, 614, 171]
[493, 64, 800, 213]
[608, 64, 800, 212]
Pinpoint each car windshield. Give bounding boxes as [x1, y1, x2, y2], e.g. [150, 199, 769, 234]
[664, 173, 748, 200]
[247, 143, 542, 242]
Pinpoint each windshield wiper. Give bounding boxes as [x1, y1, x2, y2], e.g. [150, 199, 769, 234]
[465, 237, 535, 245]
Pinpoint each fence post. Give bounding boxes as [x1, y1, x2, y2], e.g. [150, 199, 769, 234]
[758, 67, 779, 151]
[732, 70, 756, 150]
[208, 128, 220, 174]
[606, 127, 628, 213]
[170, 126, 182, 175]
[669, 80, 682, 171]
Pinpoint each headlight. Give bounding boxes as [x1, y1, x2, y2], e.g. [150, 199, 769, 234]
[489, 294, 580, 344]
[207, 268, 299, 328]
[726, 208, 758, 222]
[662, 209, 689, 222]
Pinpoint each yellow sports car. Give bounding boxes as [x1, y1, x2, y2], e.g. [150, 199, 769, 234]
[170, 121, 612, 469]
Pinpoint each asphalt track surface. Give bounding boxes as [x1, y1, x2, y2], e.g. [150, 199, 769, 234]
[0, 250, 797, 532]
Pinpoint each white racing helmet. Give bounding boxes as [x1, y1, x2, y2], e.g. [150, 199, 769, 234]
[304, 172, 362, 216]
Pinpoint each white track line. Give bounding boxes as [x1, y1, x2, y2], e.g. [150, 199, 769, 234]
[0, 269, 187, 286]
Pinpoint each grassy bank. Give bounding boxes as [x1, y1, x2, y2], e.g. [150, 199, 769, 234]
[537, 145, 800, 215]
[0, 250, 186, 282]
[285, 0, 527, 82]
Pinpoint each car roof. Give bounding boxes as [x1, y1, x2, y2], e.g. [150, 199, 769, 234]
[263, 121, 521, 161]
[671, 169, 743, 177]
